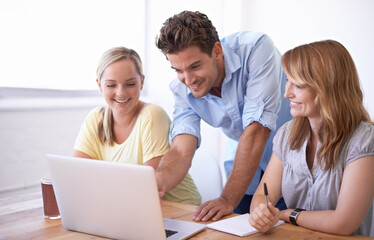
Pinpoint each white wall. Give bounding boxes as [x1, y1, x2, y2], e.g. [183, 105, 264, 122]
[0, 0, 145, 90]
[0, 95, 104, 196]
[241, 0, 374, 118]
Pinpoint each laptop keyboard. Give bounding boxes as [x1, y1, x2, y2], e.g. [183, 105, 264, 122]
[165, 229, 178, 238]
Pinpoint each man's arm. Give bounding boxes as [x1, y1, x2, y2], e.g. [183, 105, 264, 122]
[156, 134, 198, 198]
[73, 150, 93, 159]
[193, 121, 270, 221]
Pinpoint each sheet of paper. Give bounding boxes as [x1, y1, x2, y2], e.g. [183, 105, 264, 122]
[207, 213, 284, 237]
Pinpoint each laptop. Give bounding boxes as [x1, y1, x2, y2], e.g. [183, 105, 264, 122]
[45, 154, 206, 240]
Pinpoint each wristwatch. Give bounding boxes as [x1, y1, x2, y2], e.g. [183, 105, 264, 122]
[289, 208, 305, 226]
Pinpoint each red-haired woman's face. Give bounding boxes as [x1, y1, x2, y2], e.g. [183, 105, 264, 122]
[284, 77, 320, 121]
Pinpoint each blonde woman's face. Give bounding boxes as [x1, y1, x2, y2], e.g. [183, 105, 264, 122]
[97, 59, 144, 117]
[284, 76, 320, 120]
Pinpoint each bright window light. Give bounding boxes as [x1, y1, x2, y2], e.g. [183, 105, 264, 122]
[0, 0, 145, 90]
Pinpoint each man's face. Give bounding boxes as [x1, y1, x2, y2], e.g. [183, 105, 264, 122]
[167, 45, 222, 98]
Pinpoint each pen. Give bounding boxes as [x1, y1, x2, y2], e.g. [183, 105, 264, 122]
[264, 182, 269, 207]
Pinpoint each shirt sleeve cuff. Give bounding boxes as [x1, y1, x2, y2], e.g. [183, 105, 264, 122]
[243, 105, 277, 131]
[169, 126, 201, 148]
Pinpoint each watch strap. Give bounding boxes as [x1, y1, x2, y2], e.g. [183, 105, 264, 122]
[289, 208, 305, 226]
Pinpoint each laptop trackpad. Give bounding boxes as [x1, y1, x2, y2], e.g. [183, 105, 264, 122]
[163, 218, 206, 240]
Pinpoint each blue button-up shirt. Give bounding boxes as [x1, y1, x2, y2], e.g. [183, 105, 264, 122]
[169, 31, 292, 195]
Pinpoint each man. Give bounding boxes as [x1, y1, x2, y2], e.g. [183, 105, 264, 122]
[155, 11, 291, 222]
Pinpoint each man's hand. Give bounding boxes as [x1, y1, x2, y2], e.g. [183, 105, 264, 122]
[155, 134, 198, 200]
[155, 173, 166, 200]
[192, 197, 234, 222]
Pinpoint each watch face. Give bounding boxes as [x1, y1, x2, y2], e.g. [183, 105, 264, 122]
[290, 211, 298, 218]
[289, 209, 304, 226]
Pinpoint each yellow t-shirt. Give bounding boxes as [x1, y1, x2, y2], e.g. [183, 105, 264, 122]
[74, 104, 201, 205]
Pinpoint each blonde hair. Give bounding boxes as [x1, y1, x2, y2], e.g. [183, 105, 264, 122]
[281, 40, 372, 170]
[96, 47, 143, 145]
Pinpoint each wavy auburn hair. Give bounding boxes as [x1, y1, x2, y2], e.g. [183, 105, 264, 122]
[281, 40, 372, 170]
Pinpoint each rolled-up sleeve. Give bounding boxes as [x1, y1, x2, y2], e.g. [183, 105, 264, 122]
[242, 35, 282, 132]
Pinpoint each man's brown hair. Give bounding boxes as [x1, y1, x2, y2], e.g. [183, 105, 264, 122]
[155, 11, 220, 56]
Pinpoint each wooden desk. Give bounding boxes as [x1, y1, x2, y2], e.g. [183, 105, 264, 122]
[0, 192, 371, 239]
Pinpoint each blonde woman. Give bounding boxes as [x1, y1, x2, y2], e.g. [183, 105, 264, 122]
[249, 40, 373, 236]
[73, 47, 201, 205]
